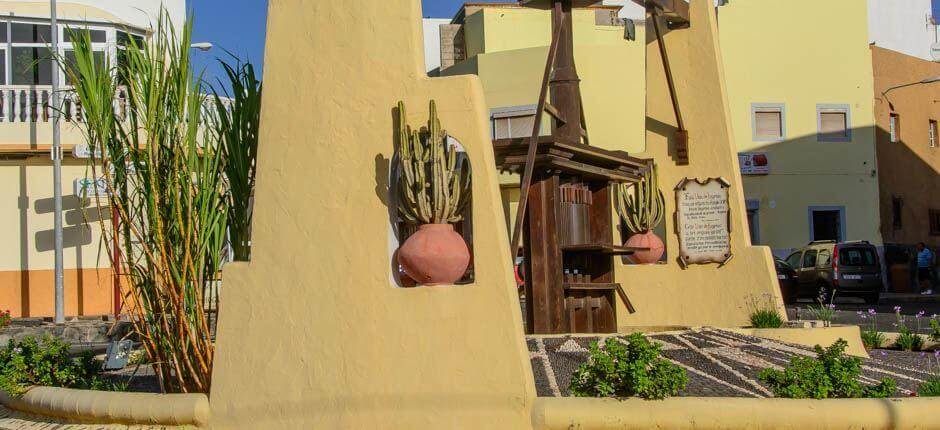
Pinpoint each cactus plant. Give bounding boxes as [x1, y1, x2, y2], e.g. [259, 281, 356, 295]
[396, 100, 471, 225]
[616, 163, 665, 234]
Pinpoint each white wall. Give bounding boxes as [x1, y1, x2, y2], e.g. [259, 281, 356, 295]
[868, 0, 937, 61]
[422, 18, 449, 72]
[0, 0, 186, 31]
[602, 0, 646, 20]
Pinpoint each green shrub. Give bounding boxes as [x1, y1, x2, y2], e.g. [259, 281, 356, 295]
[860, 329, 886, 350]
[929, 319, 940, 342]
[750, 309, 784, 329]
[0, 336, 111, 396]
[569, 333, 687, 400]
[758, 339, 896, 399]
[895, 327, 924, 352]
[919, 377, 940, 397]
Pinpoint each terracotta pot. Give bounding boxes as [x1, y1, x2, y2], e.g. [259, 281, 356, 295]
[398, 223, 470, 286]
[625, 230, 665, 264]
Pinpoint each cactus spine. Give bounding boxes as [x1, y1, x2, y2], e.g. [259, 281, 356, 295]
[396, 100, 471, 224]
[616, 163, 665, 234]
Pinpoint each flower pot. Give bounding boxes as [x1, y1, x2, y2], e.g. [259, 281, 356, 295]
[398, 223, 470, 286]
[625, 230, 665, 264]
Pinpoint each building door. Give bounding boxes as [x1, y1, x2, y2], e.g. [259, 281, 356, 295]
[746, 200, 760, 245]
[812, 209, 842, 242]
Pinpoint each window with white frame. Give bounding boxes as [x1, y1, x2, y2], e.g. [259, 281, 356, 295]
[930, 119, 937, 148]
[817, 104, 851, 142]
[889, 113, 900, 143]
[491, 105, 538, 139]
[0, 18, 145, 87]
[750, 103, 785, 141]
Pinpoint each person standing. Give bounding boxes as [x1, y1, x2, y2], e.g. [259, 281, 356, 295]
[916, 242, 935, 295]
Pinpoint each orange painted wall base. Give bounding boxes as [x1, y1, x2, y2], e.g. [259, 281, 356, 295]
[0, 268, 115, 318]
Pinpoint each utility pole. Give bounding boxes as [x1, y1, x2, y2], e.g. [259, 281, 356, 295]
[50, 0, 64, 324]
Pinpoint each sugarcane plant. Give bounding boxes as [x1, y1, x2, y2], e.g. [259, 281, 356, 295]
[64, 13, 224, 394]
[616, 163, 666, 234]
[396, 100, 471, 225]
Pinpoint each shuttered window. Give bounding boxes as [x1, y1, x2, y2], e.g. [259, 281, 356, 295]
[492, 106, 538, 139]
[817, 105, 851, 142]
[751, 103, 785, 141]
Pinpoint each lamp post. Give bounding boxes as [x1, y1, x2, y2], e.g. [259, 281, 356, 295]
[50, 0, 64, 324]
[882, 76, 940, 111]
[190, 42, 213, 51]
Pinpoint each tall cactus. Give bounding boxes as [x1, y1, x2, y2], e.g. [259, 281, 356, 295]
[616, 163, 665, 234]
[396, 100, 471, 224]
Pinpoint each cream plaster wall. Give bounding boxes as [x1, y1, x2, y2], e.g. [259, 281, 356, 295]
[611, 0, 784, 329]
[208, 1, 535, 428]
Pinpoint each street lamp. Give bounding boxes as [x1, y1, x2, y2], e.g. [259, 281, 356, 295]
[882, 76, 940, 110]
[50, 0, 65, 324]
[190, 42, 213, 51]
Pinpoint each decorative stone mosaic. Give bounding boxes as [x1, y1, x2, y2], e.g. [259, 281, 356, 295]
[528, 328, 936, 398]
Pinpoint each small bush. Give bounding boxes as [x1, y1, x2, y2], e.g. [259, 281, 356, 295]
[0, 310, 10, 329]
[860, 329, 886, 350]
[750, 309, 784, 329]
[0, 336, 112, 396]
[758, 339, 896, 399]
[919, 377, 940, 397]
[569, 333, 688, 400]
[895, 327, 924, 352]
[929, 319, 940, 342]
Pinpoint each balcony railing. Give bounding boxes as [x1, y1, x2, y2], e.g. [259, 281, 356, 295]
[0, 85, 228, 124]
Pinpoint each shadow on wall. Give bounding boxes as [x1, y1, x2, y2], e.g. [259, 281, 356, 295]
[33, 195, 97, 252]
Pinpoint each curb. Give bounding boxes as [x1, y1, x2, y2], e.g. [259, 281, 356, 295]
[0, 386, 209, 427]
[532, 397, 940, 430]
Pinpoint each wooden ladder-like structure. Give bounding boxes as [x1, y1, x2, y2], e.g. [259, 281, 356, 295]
[494, 0, 653, 334]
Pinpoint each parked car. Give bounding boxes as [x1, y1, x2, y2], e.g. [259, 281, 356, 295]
[783, 240, 883, 304]
[774, 258, 798, 305]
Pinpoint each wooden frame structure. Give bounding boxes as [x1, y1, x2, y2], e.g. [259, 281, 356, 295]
[496, 0, 651, 334]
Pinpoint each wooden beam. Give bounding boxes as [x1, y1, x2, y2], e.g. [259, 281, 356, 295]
[632, 0, 690, 26]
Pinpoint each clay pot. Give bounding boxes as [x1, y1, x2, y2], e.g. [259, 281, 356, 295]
[625, 230, 665, 264]
[398, 223, 470, 285]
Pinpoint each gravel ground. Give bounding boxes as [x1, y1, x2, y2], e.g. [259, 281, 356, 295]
[528, 328, 936, 398]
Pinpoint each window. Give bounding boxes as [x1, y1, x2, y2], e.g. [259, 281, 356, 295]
[802, 250, 818, 268]
[63, 29, 106, 43]
[491, 106, 537, 139]
[838, 247, 877, 266]
[930, 209, 940, 236]
[63, 50, 105, 85]
[12, 47, 53, 85]
[892, 196, 903, 230]
[785, 252, 802, 269]
[817, 104, 851, 142]
[890, 113, 900, 143]
[751, 103, 785, 141]
[817, 250, 831, 267]
[930, 120, 938, 148]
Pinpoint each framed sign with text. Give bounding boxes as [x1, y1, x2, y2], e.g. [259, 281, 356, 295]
[675, 177, 732, 267]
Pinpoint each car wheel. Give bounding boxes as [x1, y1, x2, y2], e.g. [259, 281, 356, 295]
[864, 293, 880, 305]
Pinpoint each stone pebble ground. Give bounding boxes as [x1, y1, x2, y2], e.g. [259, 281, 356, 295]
[529, 328, 936, 397]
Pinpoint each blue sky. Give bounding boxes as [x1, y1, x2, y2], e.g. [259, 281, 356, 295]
[190, 0, 940, 82]
[187, 0, 493, 83]
[189, 0, 269, 87]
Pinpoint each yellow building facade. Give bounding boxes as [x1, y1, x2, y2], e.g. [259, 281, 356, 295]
[441, 0, 883, 261]
[717, 0, 882, 256]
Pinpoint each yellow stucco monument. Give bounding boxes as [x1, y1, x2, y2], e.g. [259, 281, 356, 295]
[208, 0, 781, 428]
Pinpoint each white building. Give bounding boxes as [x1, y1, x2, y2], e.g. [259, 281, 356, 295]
[868, 0, 939, 61]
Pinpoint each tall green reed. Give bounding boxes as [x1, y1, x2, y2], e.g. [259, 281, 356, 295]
[64, 14, 224, 393]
